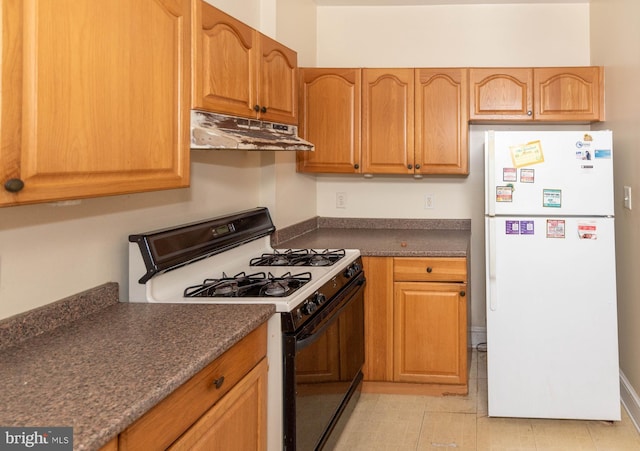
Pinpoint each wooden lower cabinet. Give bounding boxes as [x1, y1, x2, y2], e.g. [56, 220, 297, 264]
[117, 323, 267, 451]
[168, 358, 268, 451]
[362, 256, 469, 395]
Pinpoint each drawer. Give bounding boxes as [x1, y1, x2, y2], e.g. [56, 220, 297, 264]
[393, 257, 466, 283]
[119, 322, 267, 451]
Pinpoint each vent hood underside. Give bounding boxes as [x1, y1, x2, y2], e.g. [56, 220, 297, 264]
[190, 110, 314, 151]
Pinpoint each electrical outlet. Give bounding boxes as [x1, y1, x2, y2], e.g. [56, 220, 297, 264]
[336, 192, 347, 209]
[424, 194, 435, 209]
[624, 186, 632, 210]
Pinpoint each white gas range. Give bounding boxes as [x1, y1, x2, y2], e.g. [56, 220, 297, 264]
[127, 208, 365, 451]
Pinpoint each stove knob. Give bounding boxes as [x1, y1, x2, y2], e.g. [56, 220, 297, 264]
[344, 263, 359, 278]
[301, 300, 317, 316]
[313, 292, 326, 305]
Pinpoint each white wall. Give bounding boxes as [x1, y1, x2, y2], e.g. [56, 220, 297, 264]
[314, 2, 591, 334]
[590, 0, 640, 422]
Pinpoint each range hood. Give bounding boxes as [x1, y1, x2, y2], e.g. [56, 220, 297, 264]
[190, 110, 314, 151]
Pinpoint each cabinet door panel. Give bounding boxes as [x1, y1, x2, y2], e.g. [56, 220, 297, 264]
[361, 69, 414, 174]
[362, 257, 394, 382]
[393, 282, 467, 385]
[415, 68, 468, 175]
[194, 2, 256, 117]
[2, 0, 190, 206]
[168, 358, 268, 451]
[297, 68, 361, 173]
[469, 68, 533, 120]
[534, 67, 602, 121]
[258, 33, 297, 124]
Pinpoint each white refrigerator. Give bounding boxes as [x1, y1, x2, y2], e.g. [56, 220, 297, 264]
[484, 130, 620, 421]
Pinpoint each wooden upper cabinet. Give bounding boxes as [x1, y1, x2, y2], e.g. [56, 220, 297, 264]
[258, 33, 298, 124]
[361, 69, 414, 174]
[469, 68, 534, 120]
[193, 1, 297, 124]
[415, 68, 469, 175]
[297, 68, 362, 173]
[534, 67, 603, 121]
[0, 0, 191, 207]
[470, 66, 603, 122]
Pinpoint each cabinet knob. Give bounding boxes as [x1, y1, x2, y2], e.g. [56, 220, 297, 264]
[426, 267, 433, 273]
[527, 110, 533, 116]
[354, 163, 360, 170]
[415, 164, 421, 169]
[254, 104, 260, 112]
[460, 290, 466, 297]
[407, 164, 413, 169]
[212, 376, 225, 390]
[4, 178, 24, 193]
[261, 106, 267, 113]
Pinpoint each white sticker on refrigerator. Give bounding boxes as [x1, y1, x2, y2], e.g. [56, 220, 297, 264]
[543, 189, 561, 208]
[578, 221, 597, 240]
[546, 219, 566, 238]
[520, 168, 535, 183]
[496, 186, 513, 202]
[503, 168, 517, 182]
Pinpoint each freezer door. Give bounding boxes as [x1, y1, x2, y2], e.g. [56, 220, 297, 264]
[485, 130, 614, 216]
[485, 216, 620, 420]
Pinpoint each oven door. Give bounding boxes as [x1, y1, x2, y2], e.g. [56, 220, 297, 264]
[283, 273, 365, 451]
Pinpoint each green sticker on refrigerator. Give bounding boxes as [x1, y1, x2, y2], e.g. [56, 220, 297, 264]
[543, 189, 561, 208]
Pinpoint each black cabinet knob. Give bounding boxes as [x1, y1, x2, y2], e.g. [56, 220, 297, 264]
[260, 106, 267, 113]
[460, 290, 466, 297]
[415, 164, 421, 169]
[426, 267, 433, 273]
[212, 376, 225, 389]
[354, 163, 360, 170]
[4, 178, 24, 193]
[254, 104, 260, 112]
[407, 164, 413, 169]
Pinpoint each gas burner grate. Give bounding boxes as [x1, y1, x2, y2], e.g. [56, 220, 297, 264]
[250, 249, 346, 267]
[184, 271, 312, 298]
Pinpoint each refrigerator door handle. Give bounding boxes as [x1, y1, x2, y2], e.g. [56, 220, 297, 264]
[486, 130, 496, 217]
[488, 218, 498, 311]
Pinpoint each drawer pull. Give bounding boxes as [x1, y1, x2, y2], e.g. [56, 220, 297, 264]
[426, 267, 433, 273]
[212, 376, 225, 390]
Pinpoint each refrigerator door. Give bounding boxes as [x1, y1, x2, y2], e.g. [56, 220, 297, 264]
[485, 216, 620, 420]
[485, 130, 614, 217]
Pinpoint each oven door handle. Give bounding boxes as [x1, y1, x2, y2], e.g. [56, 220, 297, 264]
[295, 277, 365, 352]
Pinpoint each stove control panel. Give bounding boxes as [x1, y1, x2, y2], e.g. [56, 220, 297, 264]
[285, 256, 364, 332]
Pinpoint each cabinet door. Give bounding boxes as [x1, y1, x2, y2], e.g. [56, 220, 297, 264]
[193, 1, 257, 118]
[393, 282, 468, 385]
[297, 68, 361, 173]
[1, 0, 190, 207]
[168, 358, 268, 451]
[534, 67, 603, 121]
[361, 69, 414, 174]
[258, 33, 297, 124]
[362, 257, 394, 382]
[469, 68, 533, 120]
[415, 68, 469, 175]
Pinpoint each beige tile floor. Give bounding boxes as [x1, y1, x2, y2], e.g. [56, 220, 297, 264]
[334, 350, 640, 450]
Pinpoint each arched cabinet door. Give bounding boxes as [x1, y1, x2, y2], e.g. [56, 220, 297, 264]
[416, 68, 469, 175]
[297, 68, 362, 174]
[534, 67, 603, 122]
[469, 68, 534, 120]
[1, 0, 190, 207]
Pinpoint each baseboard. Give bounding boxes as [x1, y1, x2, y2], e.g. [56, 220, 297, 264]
[471, 326, 486, 348]
[620, 370, 640, 433]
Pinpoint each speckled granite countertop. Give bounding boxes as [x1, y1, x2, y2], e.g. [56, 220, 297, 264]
[0, 283, 275, 451]
[272, 217, 471, 257]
